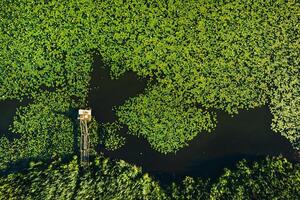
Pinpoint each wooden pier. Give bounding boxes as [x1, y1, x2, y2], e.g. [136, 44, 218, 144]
[78, 109, 92, 167]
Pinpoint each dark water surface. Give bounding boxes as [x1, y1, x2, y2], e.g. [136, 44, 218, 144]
[88, 56, 295, 182]
[87, 55, 148, 122]
[0, 56, 295, 182]
[0, 100, 30, 139]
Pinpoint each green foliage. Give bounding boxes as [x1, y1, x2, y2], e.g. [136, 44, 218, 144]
[0, 155, 299, 199]
[0, 0, 299, 153]
[117, 85, 216, 153]
[0, 156, 79, 200]
[75, 158, 166, 200]
[87, 118, 101, 154]
[86, 120, 125, 152]
[95, 0, 299, 151]
[101, 122, 125, 151]
[97, 0, 299, 150]
[269, 67, 300, 150]
[210, 156, 300, 200]
[0, 137, 13, 170]
[0, 0, 95, 102]
[169, 177, 211, 200]
[0, 91, 75, 169]
[0, 155, 167, 200]
[96, 0, 295, 110]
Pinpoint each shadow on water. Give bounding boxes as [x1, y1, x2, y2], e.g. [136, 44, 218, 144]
[87, 54, 148, 123]
[0, 99, 31, 139]
[88, 55, 296, 184]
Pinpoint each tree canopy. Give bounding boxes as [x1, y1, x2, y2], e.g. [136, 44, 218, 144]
[0, 155, 299, 199]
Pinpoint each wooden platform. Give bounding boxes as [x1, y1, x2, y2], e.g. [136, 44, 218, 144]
[78, 109, 92, 167]
[78, 109, 92, 121]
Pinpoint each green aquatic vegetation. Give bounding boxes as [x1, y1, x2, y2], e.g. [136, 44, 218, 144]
[117, 85, 216, 153]
[269, 67, 300, 150]
[86, 118, 101, 155]
[86, 120, 125, 152]
[0, 0, 95, 101]
[0, 91, 75, 169]
[0, 137, 13, 170]
[95, 0, 276, 112]
[99, 0, 299, 150]
[101, 122, 125, 151]
[0, 0, 299, 154]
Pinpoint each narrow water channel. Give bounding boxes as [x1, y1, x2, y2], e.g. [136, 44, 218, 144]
[88, 55, 295, 182]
